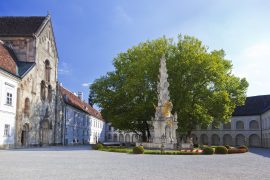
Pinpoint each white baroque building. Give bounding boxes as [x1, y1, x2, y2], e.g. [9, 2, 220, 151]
[105, 123, 140, 143]
[59, 86, 105, 145]
[0, 42, 20, 148]
[191, 95, 270, 148]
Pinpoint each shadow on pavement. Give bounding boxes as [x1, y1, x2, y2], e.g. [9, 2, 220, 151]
[249, 148, 270, 158]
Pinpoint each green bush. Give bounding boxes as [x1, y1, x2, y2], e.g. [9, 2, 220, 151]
[224, 145, 231, 150]
[133, 146, 144, 154]
[228, 148, 246, 154]
[215, 146, 228, 154]
[93, 143, 103, 150]
[202, 146, 214, 155]
[239, 145, 248, 152]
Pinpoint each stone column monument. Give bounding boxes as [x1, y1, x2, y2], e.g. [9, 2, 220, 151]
[138, 56, 178, 149]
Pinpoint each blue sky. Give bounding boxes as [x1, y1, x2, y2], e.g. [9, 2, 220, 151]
[2, 0, 270, 100]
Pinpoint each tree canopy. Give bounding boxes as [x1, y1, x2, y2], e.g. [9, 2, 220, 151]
[90, 35, 248, 140]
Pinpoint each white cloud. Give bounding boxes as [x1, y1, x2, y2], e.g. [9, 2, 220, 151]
[232, 42, 270, 96]
[113, 6, 132, 24]
[58, 62, 71, 75]
[82, 83, 91, 87]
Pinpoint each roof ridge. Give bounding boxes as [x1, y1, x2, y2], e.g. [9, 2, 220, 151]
[60, 85, 103, 120]
[0, 16, 46, 18]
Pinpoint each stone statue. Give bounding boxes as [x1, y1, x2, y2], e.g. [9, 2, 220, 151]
[151, 56, 178, 147]
[137, 56, 178, 149]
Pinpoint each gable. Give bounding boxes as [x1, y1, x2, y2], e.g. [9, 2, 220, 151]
[36, 17, 58, 59]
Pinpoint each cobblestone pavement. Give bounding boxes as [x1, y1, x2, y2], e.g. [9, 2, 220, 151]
[0, 146, 270, 180]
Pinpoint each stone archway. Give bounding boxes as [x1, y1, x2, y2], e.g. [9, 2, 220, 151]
[236, 134, 245, 146]
[249, 134, 260, 147]
[119, 134, 124, 142]
[200, 134, 208, 145]
[132, 134, 137, 143]
[113, 134, 118, 142]
[40, 120, 49, 146]
[211, 134, 220, 146]
[21, 123, 29, 146]
[223, 134, 233, 146]
[125, 134, 130, 143]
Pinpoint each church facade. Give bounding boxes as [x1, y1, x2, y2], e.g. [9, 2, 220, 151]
[0, 15, 59, 147]
[0, 15, 105, 148]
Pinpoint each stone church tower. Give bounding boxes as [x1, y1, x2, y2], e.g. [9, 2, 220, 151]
[0, 15, 59, 147]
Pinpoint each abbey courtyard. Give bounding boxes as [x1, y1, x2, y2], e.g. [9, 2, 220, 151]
[1, 10, 270, 180]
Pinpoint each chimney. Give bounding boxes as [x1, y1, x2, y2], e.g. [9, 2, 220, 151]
[78, 91, 83, 100]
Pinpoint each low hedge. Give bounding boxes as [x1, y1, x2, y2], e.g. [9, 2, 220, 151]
[228, 148, 246, 154]
[215, 146, 228, 154]
[224, 145, 231, 150]
[238, 145, 249, 152]
[202, 146, 214, 155]
[133, 146, 144, 154]
[93, 143, 103, 150]
[101, 148, 131, 153]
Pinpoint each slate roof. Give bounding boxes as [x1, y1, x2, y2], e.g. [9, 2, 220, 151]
[232, 95, 270, 116]
[16, 61, 35, 77]
[60, 86, 104, 121]
[0, 16, 46, 37]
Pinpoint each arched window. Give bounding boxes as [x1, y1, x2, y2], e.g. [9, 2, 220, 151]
[249, 134, 260, 147]
[40, 81, 46, 101]
[236, 134, 245, 146]
[249, 120, 259, 129]
[45, 60, 51, 82]
[125, 134, 130, 143]
[24, 98, 30, 117]
[212, 122, 219, 130]
[211, 134, 220, 145]
[236, 121, 244, 130]
[223, 122, 231, 130]
[200, 134, 208, 145]
[48, 85, 52, 103]
[223, 134, 233, 146]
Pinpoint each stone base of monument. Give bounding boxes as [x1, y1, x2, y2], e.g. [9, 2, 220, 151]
[179, 143, 193, 150]
[136, 142, 176, 150]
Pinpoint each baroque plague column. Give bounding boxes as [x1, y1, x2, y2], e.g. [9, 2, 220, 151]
[138, 56, 178, 149]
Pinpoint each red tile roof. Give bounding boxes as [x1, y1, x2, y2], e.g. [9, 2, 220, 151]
[60, 86, 104, 121]
[0, 41, 17, 75]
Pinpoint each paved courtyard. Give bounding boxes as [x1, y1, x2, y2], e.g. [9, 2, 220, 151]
[0, 146, 270, 180]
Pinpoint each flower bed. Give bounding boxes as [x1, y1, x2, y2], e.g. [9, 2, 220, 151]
[94, 145, 247, 155]
[228, 148, 247, 154]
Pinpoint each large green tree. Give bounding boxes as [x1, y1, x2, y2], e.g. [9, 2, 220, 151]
[90, 35, 248, 141]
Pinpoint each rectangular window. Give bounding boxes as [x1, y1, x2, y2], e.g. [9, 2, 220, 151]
[6, 92, 12, 106]
[4, 124, 10, 136]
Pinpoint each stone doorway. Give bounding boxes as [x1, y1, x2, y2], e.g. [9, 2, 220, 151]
[40, 120, 49, 146]
[21, 124, 29, 146]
